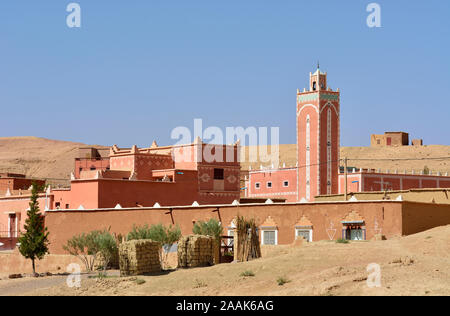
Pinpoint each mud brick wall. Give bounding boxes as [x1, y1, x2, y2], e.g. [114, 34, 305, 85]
[119, 240, 161, 276]
[178, 235, 214, 268]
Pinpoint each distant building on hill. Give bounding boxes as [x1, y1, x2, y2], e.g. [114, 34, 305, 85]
[371, 132, 409, 147]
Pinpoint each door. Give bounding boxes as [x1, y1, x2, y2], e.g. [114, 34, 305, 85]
[9, 214, 16, 238]
[386, 137, 392, 146]
[350, 229, 363, 241]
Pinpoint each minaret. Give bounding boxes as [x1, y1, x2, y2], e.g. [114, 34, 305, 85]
[297, 65, 340, 201]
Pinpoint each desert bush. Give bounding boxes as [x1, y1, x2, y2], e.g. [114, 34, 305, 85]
[136, 278, 146, 285]
[336, 238, 349, 244]
[128, 224, 181, 245]
[63, 231, 102, 271]
[277, 276, 291, 286]
[94, 230, 118, 272]
[240, 270, 255, 277]
[192, 219, 223, 244]
[63, 229, 118, 272]
[127, 223, 181, 269]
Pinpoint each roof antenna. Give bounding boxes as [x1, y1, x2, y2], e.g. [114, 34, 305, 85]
[317, 60, 320, 70]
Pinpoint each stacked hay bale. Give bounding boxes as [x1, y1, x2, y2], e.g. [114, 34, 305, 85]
[178, 235, 214, 268]
[119, 240, 161, 276]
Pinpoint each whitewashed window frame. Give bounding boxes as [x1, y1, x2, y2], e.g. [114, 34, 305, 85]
[261, 228, 278, 245]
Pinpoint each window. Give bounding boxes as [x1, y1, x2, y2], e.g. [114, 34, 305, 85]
[65, 204, 70, 209]
[296, 229, 312, 242]
[214, 168, 224, 180]
[255, 182, 261, 189]
[283, 181, 289, 187]
[267, 182, 272, 188]
[55, 202, 61, 209]
[90, 167, 96, 171]
[313, 82, 317, 91]
[263, 230, 277, 245]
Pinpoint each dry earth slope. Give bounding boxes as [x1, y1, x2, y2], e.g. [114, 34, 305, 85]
[0, 137, 449, 185]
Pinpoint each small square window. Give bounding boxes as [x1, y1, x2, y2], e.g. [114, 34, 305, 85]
[214, 168, 224, 180]
[283, 181, 289, 187]
[267, 182, 272, 188]
[255, 183, 261, 189]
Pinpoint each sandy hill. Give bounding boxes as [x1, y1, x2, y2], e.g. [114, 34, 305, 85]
[0, 138, 448, 187]
[0, 137, 107, 187]
[241, 144, 450, 174]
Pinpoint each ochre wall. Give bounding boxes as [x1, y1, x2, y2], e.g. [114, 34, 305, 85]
[316, 188, 450, 204]
[401, 202, 450, 236]
[45, 201, 408, 254]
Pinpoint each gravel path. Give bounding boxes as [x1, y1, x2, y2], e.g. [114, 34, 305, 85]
[0, 273, 97, 296]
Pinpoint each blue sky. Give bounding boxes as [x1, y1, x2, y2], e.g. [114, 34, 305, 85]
[0, 0, 449, 147]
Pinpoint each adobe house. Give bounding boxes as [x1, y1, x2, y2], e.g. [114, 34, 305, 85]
[371, 132, 409, 147]
[75, 147, 110, 178]
[0, 173, 45, 195]
[51, 139, 241, 210]
[0, 185, 50, 251]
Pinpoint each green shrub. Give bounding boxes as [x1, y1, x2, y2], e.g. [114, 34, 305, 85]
[127, 224, 181, 246]
[63, 229, 118, 272]
[193, 219, 223, 244]
[277, 276, 290, 286]
[240, 270, 255, 277]
[127, 223, 182, 269]
[336, 238, 349, 244]
[94, 230, 118, 272]
[136, 278, 146, 285]
[63, 231, 102, 271]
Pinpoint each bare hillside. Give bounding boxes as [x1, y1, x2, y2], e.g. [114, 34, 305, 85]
[0, 137, 107, 186]
[241, 144, 450, 174]
[0, 138, 448, 187]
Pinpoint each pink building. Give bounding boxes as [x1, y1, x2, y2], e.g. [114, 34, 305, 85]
[52, 140, 241, 210]
[0, 139, 241, 249]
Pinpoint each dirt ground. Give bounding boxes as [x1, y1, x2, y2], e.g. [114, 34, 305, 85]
[1, 225, 448, 296]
